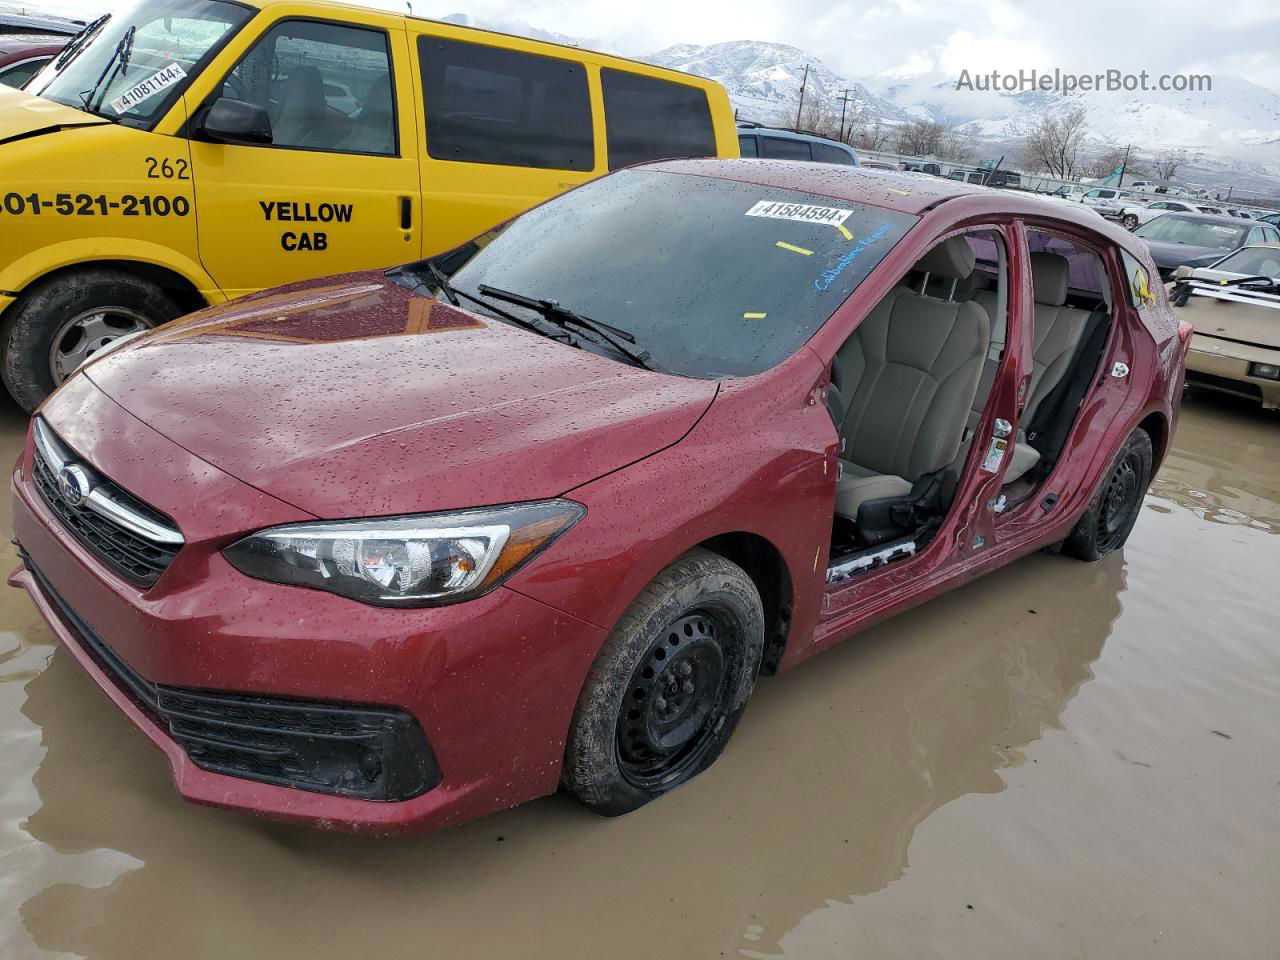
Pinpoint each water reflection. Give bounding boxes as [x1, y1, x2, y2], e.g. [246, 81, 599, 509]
[13, 550, 1123, 960]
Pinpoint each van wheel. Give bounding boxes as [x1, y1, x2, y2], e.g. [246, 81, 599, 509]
[563, 548, 765, 817]
[1062, 427, 1153, 561]
[1, 269, 182, 412]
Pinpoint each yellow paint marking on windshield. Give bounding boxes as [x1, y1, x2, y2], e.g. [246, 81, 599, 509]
[776, 241, 814, 256]
[743, 312, 768, 319]
[836, 223, 853, 240]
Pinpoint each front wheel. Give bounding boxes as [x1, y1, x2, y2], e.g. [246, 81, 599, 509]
[1062, 427, 1153, 561]
[1122, 213, 1139, 230]
[562, 548, 765, 816]
[2, 269, 182, 412]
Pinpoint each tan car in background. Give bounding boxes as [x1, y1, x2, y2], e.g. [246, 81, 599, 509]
[1170, 244, 1280, 409]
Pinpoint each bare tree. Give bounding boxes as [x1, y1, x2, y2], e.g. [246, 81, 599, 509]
[852, 120, 894, 151]
[894, 118, 946, 157]
[1019, 107, 1088, 178]
[1151, 150, 1188, 181]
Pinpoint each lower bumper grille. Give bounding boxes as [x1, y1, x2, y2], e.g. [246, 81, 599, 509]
[25, 557, 440, 802]
[1186, 369, 1264, 400]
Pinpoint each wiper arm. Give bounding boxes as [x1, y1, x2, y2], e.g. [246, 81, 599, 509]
[80, 24, 135, 116]
[476, 284, 669, 373]
[421, 263, 571, 342]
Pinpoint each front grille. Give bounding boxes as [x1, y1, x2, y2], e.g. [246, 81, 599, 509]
[31, 426, 179, 587]
[24, 557, 440, 802]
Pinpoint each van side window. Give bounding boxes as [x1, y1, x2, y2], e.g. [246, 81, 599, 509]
[811, 142, 854, 165]
[420, 37, 593, 170]
[221, 20, 397, 156]
[600, 69, 716, 170]
[738, 135, 758, 157]
[759, 137, 810, 161]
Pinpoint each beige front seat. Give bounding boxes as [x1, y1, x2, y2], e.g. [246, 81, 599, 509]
[1001, 252, 1094, 483]
[833, 237, 992, 520]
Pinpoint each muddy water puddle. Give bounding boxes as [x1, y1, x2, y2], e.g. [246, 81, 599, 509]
[1, 393, 1277, 959]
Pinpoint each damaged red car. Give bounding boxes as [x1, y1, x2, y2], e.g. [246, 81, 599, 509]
[10, 160, 1190, 833]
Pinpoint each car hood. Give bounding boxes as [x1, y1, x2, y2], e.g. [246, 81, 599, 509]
[83, 275, 718, 519]
[0, 84, 110, 143]
[1178, 273, 1280, 350]
[1141, 239, 1231, 270]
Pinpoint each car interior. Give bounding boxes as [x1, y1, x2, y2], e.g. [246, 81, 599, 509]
[825, 228, 1115, 582]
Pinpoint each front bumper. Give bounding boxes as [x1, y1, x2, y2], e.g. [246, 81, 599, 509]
[1185, 334, 1280, 409]
[11, 380, 607, 833]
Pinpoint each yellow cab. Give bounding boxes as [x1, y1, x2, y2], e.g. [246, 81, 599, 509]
[0, 0, 738, 410]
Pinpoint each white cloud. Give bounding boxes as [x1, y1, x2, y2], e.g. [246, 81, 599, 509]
[12, 0, 1280, 90]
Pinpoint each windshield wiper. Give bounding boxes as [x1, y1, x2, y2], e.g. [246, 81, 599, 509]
[476, 284, 669, 373]
[421, 263, 572, 342]
[53, 13, 110, 72]
[80, 24, 135, 117]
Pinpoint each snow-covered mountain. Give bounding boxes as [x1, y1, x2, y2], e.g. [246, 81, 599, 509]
[643, 41, 907, 125]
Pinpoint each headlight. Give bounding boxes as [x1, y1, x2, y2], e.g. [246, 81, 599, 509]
[223, 500, 584, 607]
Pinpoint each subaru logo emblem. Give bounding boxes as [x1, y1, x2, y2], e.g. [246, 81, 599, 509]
[57, 464, 93, 509]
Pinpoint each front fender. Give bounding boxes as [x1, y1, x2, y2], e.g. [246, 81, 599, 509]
[0, 237, 225, 305]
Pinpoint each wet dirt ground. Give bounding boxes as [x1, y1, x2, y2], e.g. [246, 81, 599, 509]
[0, 391, 1276, 960]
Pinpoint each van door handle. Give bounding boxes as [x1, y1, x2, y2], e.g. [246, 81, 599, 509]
[399, 196, 412, 230]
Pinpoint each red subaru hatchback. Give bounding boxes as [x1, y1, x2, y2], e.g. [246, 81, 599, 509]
[10, 160, 1190, 833]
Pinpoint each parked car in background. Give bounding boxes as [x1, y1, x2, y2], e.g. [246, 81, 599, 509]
[737, 124, 858, 165]
[10, 160, 1186, 834]
[1129, 180, 1158, 192]
[948, 170, 987, 184]
[1134, 213, 1280, 277]
[900, 160, 942, 176]
[860, 158, 903, 171]
[0, 34, 65, 87]
[1171, 244, 1280, 409]
[0, 11, 83, 36]
[983, 170, 1020, 188]
[1079, 187, 1127, 217]
[1259, 212, 1280, 227]
[1119, 198, 1218, 230]
[0, 0, 738, 412]
[1225, 209, 1254, 219]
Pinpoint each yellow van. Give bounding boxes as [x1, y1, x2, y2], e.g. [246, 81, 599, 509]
[0, 0, 737, 410]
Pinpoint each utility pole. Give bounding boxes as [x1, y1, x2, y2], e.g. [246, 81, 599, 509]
[1117, 143, 1131, 186]
[794, 64, 809, 129]
[838, 88, 856, 142]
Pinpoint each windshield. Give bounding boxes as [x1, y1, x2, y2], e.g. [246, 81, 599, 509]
[438, 170, 917, 378]
[25, 0, 252, 126]
[1136, 216, 1246, 249]
[1209, 247, 1280, 279]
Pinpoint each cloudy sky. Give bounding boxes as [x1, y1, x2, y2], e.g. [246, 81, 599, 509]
[12, 0, 1280, 91]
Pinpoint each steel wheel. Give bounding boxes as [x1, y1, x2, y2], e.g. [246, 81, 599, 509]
[1096, 450, 1142, 553]
[49, 306, 151, 385]
[617, 609, 731, 788]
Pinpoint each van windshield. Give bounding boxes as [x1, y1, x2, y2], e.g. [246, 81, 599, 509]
[25, 0, 251, 126]
[432, 169, 918, 379]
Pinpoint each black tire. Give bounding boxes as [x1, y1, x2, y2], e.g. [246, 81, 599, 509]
[1, 269, 183, 412]
[1062, 427, 1153, 561]
[1122, 213, 1139, 230]
[563, 548, 765, 816]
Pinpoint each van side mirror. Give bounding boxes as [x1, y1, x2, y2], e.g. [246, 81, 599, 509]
[198, 97, 272, 146]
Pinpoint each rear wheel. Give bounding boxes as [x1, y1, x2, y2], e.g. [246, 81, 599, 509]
[562, 548, 764, 816]
[1062, 427, 1153, 561]
[2, 269, 182, 412]
[1121, 213, 1139, 230]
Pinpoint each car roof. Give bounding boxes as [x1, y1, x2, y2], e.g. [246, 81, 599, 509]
[737, 126, 856, 151]
[0, 34, 65, 56]
[640, 158, 1149, 239]
[234, 0, 708, 81]
[1142, 211, 1248, 224]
